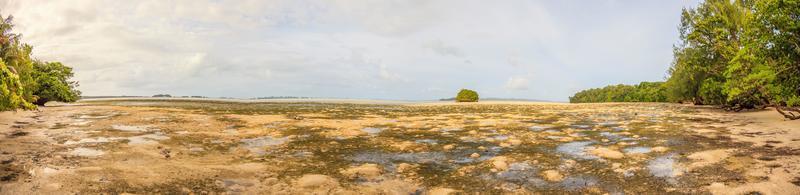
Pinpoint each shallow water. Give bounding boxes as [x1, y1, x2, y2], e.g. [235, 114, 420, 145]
[70, 147, 105, 157]
[647, 154, 683, 181]
[361, 127, 384, 134]
[111, 125, 151, 132]
[623, 146, 652, 154]
[556, 141, 599, 160]
[240, 136, 289, 155]
[74, 101, 742, 193]
[127, 133, 170, 145]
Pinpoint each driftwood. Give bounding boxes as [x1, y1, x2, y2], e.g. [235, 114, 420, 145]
[775, 105, 800, 120]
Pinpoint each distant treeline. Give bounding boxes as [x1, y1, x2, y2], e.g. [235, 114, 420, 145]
[1, 14, 80, 110]
[570, 0, 800, 119]
[570, 82, 667, 103]
[253, 96, 312, 99]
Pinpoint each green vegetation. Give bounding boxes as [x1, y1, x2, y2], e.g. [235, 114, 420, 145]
[569, 82, 667, 103]
[0, 14, 80, 110]
[455, 89, 479, 102]
[571, 0, 800, 119]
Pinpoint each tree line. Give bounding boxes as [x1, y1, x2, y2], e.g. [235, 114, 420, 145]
[1, 14, 80, 111]
[569, 82, 667, 103]
[571, 0, 800, 119]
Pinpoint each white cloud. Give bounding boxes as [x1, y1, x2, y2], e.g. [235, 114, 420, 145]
[504, 76, 530, 91]
[423, 40, 464, 57]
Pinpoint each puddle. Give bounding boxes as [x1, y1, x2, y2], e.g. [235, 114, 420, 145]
[544, 130, 561, 134]
[494, 162, 541, 183]
[111, 125, 152, 132]
[599, 132, 634, 142]
[69, 147, 105, 157]
[491, 135, 509, 141]
[350, 152, 449, 166]
[560, 176, 599, 191]
[597, 121, 619, 127]
[529, 126, 551, 131]
[361, 127, 384, 135]
[240, 136, 289, 155]
[415, 139, 438, 145]
[452, 149, 501, 164]
[64, 137, 114, 145]
[127, 133, 171, 145]
[571, 125, 592, 129]
[556, 141, 598, 160]
[623, 147, 652, 154]
[647, 154, 683, 183]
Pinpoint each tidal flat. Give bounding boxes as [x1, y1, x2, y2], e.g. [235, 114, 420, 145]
[1, 99, 799, 194]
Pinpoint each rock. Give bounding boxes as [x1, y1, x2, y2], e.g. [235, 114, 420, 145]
[428, 187, 459, 195]
[396, 163, 416, 173]
[652, 146, 669, 152]
[561, 160, 577, 169]
[509, 139, 522, 146]
[160, 148, 172, 158]
[394, 141, 417, 151]
[589, 147, 625, 159]
[442, 144, 455, 151]
[340, 164, 382, 180]
[297, 174, 335, 188]
[0, 156, 14, 164]
[470, 153, 480, 158]
[541, 170, 564, 182]
[477, 146, 487, 151]
[559, 137, 575, 142]
[491, 157, 509, 171]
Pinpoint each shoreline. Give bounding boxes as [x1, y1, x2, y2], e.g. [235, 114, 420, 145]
[76, 97, 590, 106]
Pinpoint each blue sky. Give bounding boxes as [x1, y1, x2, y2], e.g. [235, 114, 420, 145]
[2, 0, 700, 101]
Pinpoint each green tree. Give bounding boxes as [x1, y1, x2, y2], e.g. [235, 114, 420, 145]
[30, 61, 81, 105]
[1, 60, 34, 110]
[666, 0, 750, 105]
[569, 82, 668, 103]
[0, 13, 80, 110]
[455, 89, 479, 102]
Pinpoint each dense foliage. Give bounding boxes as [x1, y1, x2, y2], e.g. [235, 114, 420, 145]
[569, 82, 668, 103]
[571, 0, 800, 119]
[455, 89, 479, 102]
[0, 14, 80, 110]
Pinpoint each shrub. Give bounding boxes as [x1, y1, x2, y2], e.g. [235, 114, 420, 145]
[30, 61, 81, 105]
[455, 89, 479, 102]
[1, 60, 34, 110]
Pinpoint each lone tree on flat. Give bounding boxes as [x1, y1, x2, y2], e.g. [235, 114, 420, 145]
[456, 89, 479, 102]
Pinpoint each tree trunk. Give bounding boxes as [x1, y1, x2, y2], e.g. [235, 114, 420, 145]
[775, 105, 800, 120]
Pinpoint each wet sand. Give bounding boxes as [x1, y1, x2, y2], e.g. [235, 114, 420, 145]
[1, 100, 798, 194]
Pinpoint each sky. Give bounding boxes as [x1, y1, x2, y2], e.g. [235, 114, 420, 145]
[1, 0, 701, 101]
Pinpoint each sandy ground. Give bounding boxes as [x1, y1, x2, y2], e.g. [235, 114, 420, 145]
[704, 108, 800, 195]
[0, 101, 798, 194]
